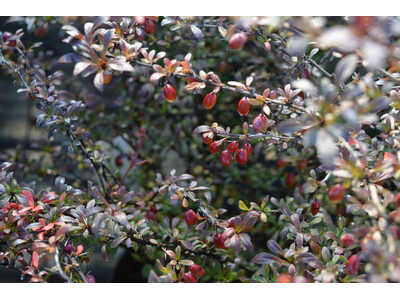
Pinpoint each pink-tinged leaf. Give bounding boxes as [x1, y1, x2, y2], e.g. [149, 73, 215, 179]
[181, 240, 194, 251]
[101, 244, 108, 262]
[41, 192, 59, 204]
[291, 214, 300, 228]
[148, 270, 161, 283]
[31, 252, 39, 269]
[55, 224, 71, 241]
[165, 250, 176, 260]
[227, 81, 247, 89]
[73, 62, 92, 76]
[102, 29, 115, 59]
[262, 105, 271, 116]
[149, 72, 166, 81]
[195, 220, 207, 230]
[113, 211, 128, 227]
[267, 240, 284, 256]
[192, 125, 213, 134]
[325, 232, 340, 243]
[22, 190, 35, 208]
[252, 252, 288, 265]
[239, 233, 253, 252]
[108, 57, 135, 72]
[32, 242, 49, 250]
[231, 234, 241, 253]
[94, 72, 104, 92]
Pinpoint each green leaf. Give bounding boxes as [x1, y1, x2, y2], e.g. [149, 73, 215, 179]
[310, 216, 322, 226]
[238, 200, 250, 211]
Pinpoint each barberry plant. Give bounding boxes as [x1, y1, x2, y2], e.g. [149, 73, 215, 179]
[1, 15, 400, 284]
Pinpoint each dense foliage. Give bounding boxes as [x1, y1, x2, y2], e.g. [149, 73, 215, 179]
[1, 16, 400, 283]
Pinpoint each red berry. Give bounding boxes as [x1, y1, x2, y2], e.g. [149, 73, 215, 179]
[135, 29, 146, 42]
[252, 114, 267, 133]
[34, 26, 47, 38]
[220, 150, 232, 167]
[303, 67, 310, 79]
[310, 200, 320, 215]
[64, 244, 73, 254]
[213, 233, 229, 250]
[229, 33, 248, 50]
[244, 143, 253, 156]
[86, 274, 96, 283]
[183, 272, 197, 283]
[163, 84, 176, 102]
[203, 93, 217, 109]
[145, 211, 156, 221]
[341, 233, 356, 248]
[238, 97, 250, 116]
[202, 133, 213, 144]
[209, 141, 222, 154]
[285, 173, 296, 187]
[144, 19, 155, 35]
[150, 207, 157, 214]
[278, 274, 291, 283]
[347, 254, 361, 275]
[227, 141, 239, 154]
[115, 154, 124, 167]
[328, 184, 345, 203]
[186, 77, 197, 84]
[276, 159, 287, 169]
[235, 149, 248, 164]
[185, 209, 197, 226]
[297, 158, 308, 171]
[2, 32, 16, 47]
[189, 264, 205, 278]
[28, 87, 39, 100]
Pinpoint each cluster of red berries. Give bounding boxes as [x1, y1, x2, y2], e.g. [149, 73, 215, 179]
[205, 139, 253, 166]
[237, 97, 268, 133]
[183, 264, 205, 283]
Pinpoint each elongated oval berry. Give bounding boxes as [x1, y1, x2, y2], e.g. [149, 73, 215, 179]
[328, 184, 345, 203]
[253, 114, 267, 133]
[203, 93, 217, 109]
[202, 133, 213, 144]
[310, 199, 320, 215]
[285, 173, 296, 187]
[183, 272, 197, 283]
[220, 150, 232, 167]
[145, 211, 156, 221]
[244, 143, 253, 156]
[185, 209, 197, 226]
[297, 158, 308, 171]
[238, 97, 250, 116]
[213, 233, 229, 250]
[347, 254, 361, 275]
[103, 70, 113, 84]
[227, 141, 239, 154]
[144, 19, 155, 35]
[229, 33, 248, 50]
[276, 159, 287, 169]
[341, 233, 356, 248]
[163, 84, 176, 102]
[190, 264, 205, 278]
[209, 141, 222, 154]
[236, 149, 248, 164]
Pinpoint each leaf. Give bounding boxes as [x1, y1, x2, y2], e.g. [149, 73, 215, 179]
[181, 240, 193, 251]
[148, 270, 161, 283]
[238, 200, 250, 211]
[93, 72, 104, 92]
[335, 54, 358, 82]
[101, 244, 108, 262]
[239, 233, 254, 252]
[267, 240, 284, 256]
[315, 129, 338, 170]
[190, 25, 203, 39]
[295, 252, 318, 263]
[310, 48, 319, 58]
[252, 253, 288, 265]
[192, 125, 213, 134]
[149, 72, 166, 81]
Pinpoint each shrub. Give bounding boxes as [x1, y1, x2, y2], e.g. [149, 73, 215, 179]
[1, 16, 400, 283]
